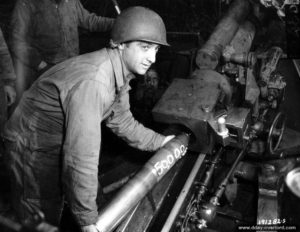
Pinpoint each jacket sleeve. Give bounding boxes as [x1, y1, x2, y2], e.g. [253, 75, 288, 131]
[0, 29, 16, 87]
[10, 0, 42, 68]
[75, 0, 115, 32]
[62, 80, 106, 226]
[105, 91, 166, 152]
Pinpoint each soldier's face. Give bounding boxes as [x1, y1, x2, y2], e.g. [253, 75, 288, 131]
[120, 41, 160, 75]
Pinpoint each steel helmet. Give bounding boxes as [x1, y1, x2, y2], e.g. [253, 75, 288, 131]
[111, 6, 169, 46]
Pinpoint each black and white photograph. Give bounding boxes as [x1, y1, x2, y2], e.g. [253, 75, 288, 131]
[0, 0, 300, 231]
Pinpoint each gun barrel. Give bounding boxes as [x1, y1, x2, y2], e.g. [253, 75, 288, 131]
[95, 133, 190, 232]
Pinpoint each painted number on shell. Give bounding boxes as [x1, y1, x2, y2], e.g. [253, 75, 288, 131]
[152, 145, 187, 176]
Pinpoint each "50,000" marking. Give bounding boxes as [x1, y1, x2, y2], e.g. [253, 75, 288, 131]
[152, 145, 187, 176]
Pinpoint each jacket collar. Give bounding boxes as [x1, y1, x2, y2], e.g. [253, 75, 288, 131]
[106, 48, 134, 92]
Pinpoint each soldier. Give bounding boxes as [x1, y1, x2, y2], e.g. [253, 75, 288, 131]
[10, 0, 115, 102]
[4, 7, 174, 232]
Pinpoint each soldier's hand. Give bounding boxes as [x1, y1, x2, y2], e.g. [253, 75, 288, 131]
[4, 85, 16, 106]
[81, 224, 99, 232]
